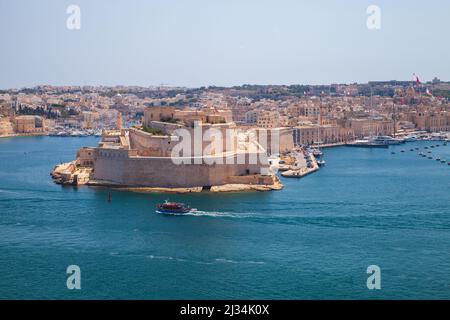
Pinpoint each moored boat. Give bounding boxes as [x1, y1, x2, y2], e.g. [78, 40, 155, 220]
[307, 147, 323, 157]
[317, 159, 326, 167]
[346, 140, 388, 148]
[404, 136, 417, 142]
[372, 136, 405, 145]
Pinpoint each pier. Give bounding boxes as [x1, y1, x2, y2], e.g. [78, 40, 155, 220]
[280, 149, 320, 179]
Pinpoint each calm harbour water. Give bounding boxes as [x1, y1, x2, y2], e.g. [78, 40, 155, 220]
[0, 136, 449, 299]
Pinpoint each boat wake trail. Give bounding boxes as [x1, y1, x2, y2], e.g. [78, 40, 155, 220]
[183, 210, 252, 219]
[171, 210, 450, 230]
[148, 255, 266, 265]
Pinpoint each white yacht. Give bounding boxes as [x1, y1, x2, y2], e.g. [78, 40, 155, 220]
[371, 136, 405, 145]
[404, 135, 418, 142]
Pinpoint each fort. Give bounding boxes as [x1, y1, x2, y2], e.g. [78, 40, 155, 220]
[51, 107, 283, 192]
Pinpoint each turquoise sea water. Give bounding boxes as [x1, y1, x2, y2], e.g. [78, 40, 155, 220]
[0, 136, 449, 299]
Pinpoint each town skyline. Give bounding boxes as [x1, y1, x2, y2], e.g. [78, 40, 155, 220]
[1, 77, 448, 91]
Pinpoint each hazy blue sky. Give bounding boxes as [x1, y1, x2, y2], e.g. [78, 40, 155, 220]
[0, 0, 449, 88]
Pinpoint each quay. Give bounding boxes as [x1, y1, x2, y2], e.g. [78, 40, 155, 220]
[0, 132, 48, 139]
[317, 142, 347, 149]
[280, 148, 320, 178]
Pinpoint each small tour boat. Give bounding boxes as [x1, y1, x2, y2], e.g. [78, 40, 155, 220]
[156, 200, 195, 215]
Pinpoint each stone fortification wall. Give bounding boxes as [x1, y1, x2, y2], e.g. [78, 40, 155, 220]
[91, 149, 268, 188]
[129, 128, 173, 156]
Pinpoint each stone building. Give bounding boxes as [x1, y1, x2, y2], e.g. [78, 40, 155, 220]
[14, 115, 45, 133]
[255, 127, 294, 155]
[348, 118, 393, 138]
[0, 116, 14, 136]
[293, 124, 352, 146]
[411, 111, 450, 132]
[143, 106, 232, 128]
[244, 110, 258, 124]
[256, 110, 280, 129]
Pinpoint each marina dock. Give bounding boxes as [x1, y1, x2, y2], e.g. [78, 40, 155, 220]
[280, 149, 320, 178]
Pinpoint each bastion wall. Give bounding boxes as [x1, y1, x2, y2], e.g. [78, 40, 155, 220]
[91, 149, 269, 188]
